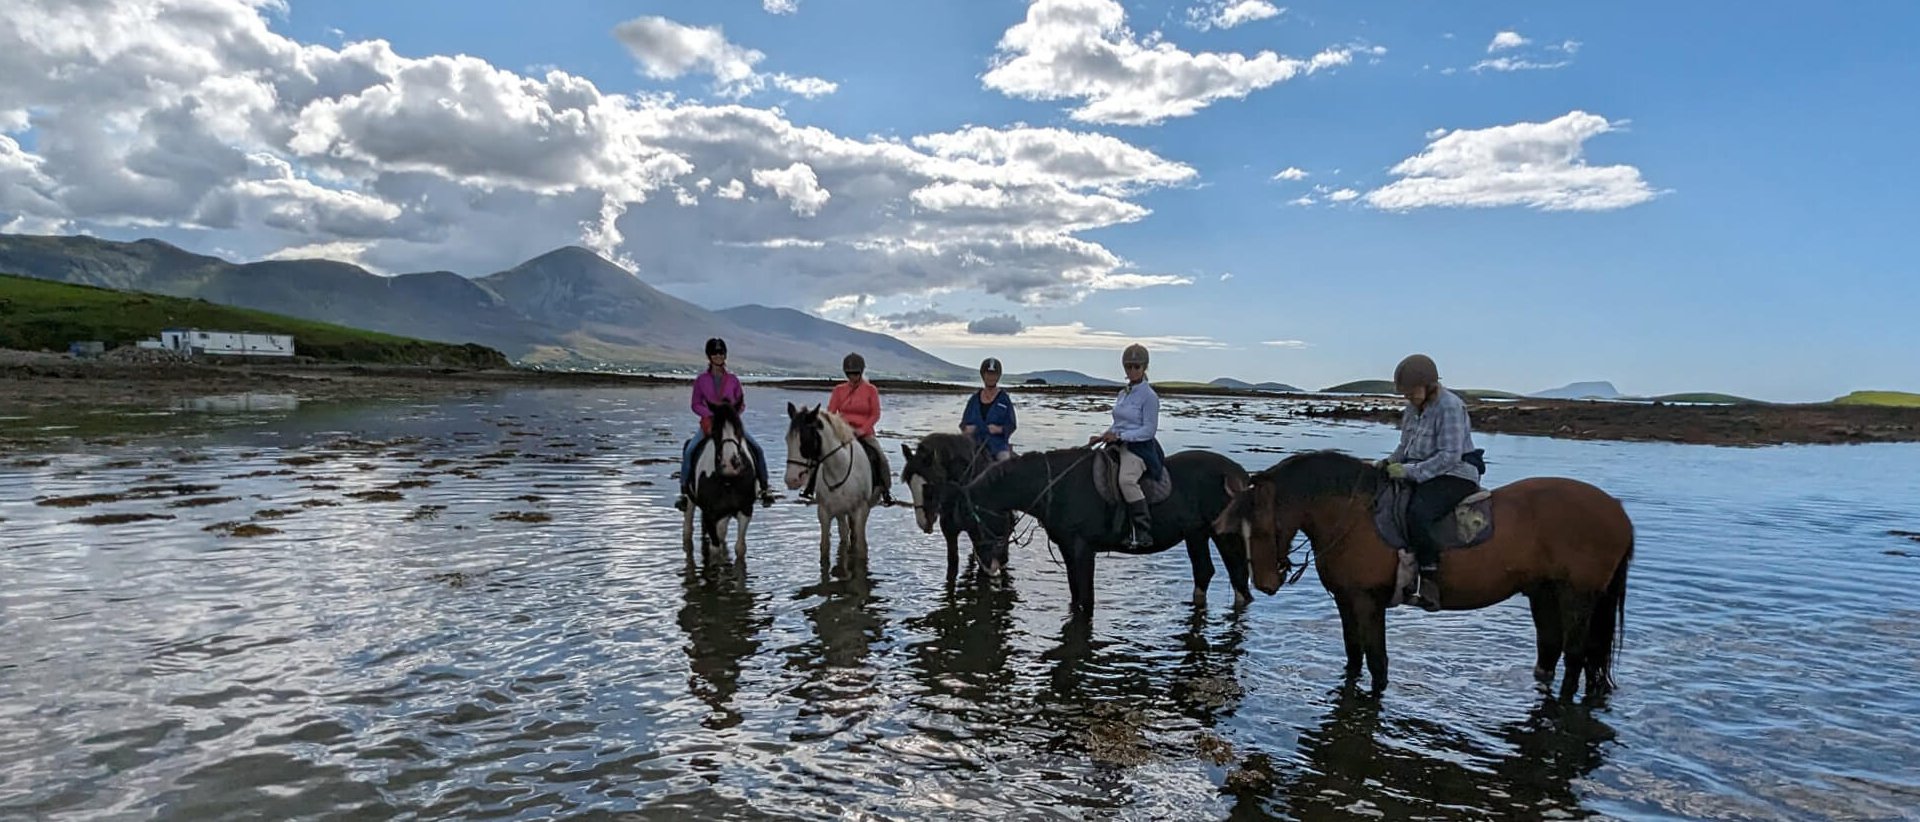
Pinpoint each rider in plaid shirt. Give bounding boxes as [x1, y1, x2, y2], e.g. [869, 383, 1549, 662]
[1381, 353, 1481, 610]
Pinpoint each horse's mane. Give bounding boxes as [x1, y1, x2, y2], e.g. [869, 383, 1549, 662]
[707, 400, 746, 439]
[1256, 449, 1381, 500]
[969, 445, 1089, 488]
[817, 408, 857, 443]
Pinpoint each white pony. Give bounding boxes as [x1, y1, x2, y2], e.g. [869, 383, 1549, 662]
[682, 401, 758, 563]
[783, 402, 887, 576]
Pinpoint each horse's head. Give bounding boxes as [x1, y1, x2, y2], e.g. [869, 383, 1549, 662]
[900, 433, 980, 534]
[899, 441, 948, 534]
[705, 401, 749, 477]
[1215, 450, 1380, 595]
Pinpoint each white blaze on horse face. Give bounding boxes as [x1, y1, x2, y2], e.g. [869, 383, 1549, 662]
[909, 475, 931, 533]
[783, 429, 809, 490]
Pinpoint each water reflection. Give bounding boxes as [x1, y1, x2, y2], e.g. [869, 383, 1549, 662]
[1242, 695, 1616, 819]
[677, 559, 771, 731]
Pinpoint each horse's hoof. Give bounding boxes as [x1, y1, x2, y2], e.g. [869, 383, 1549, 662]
[1189, 588, 1207, 608]
[1233, 592, 1254, 608]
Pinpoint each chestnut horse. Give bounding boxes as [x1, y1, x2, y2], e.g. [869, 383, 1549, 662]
[1215, 450, 1634, 701]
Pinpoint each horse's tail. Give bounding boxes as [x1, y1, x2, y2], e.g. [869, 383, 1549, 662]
[1586, 522, 1633, 693]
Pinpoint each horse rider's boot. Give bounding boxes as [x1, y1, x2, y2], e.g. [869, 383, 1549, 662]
[1413, 566, 1443, 612]
[673, 491, 690, 512]
[1125, 499, 1155, 549]
[758, 486, 776, 508]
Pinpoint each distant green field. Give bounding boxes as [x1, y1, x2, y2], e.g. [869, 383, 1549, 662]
[1832, 390, 1920, 407]
[1458, 389, 1524, 400]
[1321, 379, 1397, 394]
[0, 273, 508, 367]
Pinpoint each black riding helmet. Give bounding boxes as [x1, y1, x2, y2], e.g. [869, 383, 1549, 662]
[705, 337, 727, 357]
[843, 352, 865, 373]
[980, 357, 1002, 374]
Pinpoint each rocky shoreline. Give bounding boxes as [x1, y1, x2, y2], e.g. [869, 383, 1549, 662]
[4, 350, 1916, 447]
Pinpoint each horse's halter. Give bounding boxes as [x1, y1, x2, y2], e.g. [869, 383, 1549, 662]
[1255, 465, 1372, 588]
[707, 419, 749, 476]
[786, 415, 855, 494]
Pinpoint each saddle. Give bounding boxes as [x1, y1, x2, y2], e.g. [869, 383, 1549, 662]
[1091, 445, 1173, 506]
[1373, 476, 1495, 609]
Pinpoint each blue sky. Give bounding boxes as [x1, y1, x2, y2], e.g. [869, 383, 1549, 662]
[2, 1, 1916, 401]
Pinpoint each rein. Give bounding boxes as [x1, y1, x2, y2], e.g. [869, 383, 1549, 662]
[962, 445, 1102, 552]
[787, 427, 855, 496]
[1270, 468, 1375, 587]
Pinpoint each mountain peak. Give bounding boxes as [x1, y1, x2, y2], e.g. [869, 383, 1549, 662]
[1529, 381, 1621, 400]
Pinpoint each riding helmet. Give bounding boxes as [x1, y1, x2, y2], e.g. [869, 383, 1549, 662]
[1122, 343, 1149, 367]
[980, 357, 1002, 374]
[843, 352, 865, 373]
[1393, 354, 1440, 390]
[705, 337, 727, 356]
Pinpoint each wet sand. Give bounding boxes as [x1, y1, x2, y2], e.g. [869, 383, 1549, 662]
[6, 350, 1917, 447]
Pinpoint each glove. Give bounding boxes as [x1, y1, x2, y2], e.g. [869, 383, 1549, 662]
[1385, 462, 1409, 480]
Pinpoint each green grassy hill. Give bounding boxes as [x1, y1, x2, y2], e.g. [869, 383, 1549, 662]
[1643, 392, 1762, 405]
[1321, 379, 1398, 394]
[0, 274, 508, 367]
[1833, 390, 1920, 407]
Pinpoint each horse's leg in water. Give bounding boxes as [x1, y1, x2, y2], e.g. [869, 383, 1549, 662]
[851, 503, 872, 577]
[1332, 594, 1363, 683]
[1184, 534, 1215, 607]
[682, 494, 697, 554]
[1555, 588, 1598, 701]
[1214, 532, 1254, 608]
[733, 512, 749, 565]
[710, 514, 730, 561]
[1355, 592, 1391, 694]
[1065, 536, 1096, 620]
[1527, 585, 1563, 688]
[816, 504, 833, 574]
[942, 518, 962, 580]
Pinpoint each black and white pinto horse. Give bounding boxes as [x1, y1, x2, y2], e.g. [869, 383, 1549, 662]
[785, 403, 886, 577]
[901, 433, 1013, 578]
[682, 401, 759, 562]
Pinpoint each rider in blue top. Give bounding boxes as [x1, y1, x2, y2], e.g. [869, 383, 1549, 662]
[960, 357, 1017, 462]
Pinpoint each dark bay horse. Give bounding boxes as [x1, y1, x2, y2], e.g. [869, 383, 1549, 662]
[962, 445, 1254, 620]
[682, 400, 759, 561]
[1214, 450, 1634, 701]
[901, 433, 1014, 578]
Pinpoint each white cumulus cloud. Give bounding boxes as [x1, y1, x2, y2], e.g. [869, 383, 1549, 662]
[982, 0, 1354, 125]
[1365, 111, 1659, 212]
[1488, 31, 1530, 52]
[1187, 0, 1283, 32]
[1272, 166, 1308, 181]
[613, 15, 834, 99]
[0, 0, 1204, 310]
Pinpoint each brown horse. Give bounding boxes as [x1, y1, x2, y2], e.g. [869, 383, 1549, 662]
[1214, 450, 1634, 701]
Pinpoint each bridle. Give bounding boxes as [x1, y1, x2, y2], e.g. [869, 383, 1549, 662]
[786, 415, 855, 496]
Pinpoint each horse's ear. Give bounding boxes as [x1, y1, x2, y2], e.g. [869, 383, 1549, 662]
[900, 444, 913, 461]
[787, 401, 798, 418]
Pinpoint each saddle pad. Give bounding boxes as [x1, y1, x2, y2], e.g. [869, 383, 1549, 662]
[1372, 483, 1496, 552]
[1092, 447, 1173, 506]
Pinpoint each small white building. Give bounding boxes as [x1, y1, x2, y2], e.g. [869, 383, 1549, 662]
[155, 328, 295, 358]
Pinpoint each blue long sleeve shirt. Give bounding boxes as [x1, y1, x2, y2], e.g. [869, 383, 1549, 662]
[1107, 380, 1159, 442]
[961, 389, 1018, 455]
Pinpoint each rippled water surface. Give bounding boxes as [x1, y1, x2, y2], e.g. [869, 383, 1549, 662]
[4, 385, 1919, 820]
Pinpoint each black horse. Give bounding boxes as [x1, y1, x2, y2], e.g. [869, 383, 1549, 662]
[961, 445, 1254, 619]
[901, 433, 1014, 577]
[681, 400, 760, 560]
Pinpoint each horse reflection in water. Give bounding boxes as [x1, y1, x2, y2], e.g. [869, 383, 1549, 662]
[1231, 695, 1617, 819]
[676, 559, 772, 731]
[784, 575, 891, 742]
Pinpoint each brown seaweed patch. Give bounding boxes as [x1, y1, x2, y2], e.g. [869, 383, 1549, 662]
[346, 490, 405, 502]
[168, 496, 240, 509]
[100, 459, 145, 470]
[384, 479, 434, 490]
[491, 511, 552, 523]
[1083, 704, 1153, 767]
[252, 509, 300, 520]
[204, 521, 281, 537]
[295, 499, 341, 508]
[1194, 731, 1236, 766]
[38, 492, 129, 508]
[8, 457, 52, 468]
[126, 483, 222, 499]
[279, 454, 330, 467]
[512, 495, 546, 503]
[404, 505, 447, 522]
[73, 513, 176, 526]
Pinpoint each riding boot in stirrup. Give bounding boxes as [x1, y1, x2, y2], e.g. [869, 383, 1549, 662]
[1412, 567, 1443, 612]
[1124, 499, 1154, 549]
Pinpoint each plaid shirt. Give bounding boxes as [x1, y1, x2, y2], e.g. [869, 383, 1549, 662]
[1389, 387, 1480, 484]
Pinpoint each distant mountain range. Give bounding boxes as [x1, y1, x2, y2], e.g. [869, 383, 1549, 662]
[0, 234, 973, 379]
